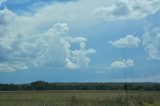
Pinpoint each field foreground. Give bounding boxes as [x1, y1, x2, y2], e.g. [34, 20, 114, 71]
[0, 90, 160, 106]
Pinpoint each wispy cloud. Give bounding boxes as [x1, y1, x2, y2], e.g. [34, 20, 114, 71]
[143, 27, 160, 60]
[93, 0, 160, 20]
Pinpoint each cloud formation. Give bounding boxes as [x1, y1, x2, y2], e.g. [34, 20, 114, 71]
[110, 59, 135, 69]
[61, 33, 96, 70]
[93, 0, 160, 20]
[143, 28, 160, 60]
[0, 8, 96, 72]
[109, 35, 141, 48]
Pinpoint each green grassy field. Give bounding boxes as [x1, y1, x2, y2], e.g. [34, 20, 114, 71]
[0, 90, 160, 106]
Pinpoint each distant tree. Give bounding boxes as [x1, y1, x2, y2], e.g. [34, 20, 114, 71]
[0, 82, 160, 91]
[31, 81, 49, 90]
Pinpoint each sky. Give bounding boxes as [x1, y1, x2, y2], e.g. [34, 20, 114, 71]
[0, 0, 160, 83]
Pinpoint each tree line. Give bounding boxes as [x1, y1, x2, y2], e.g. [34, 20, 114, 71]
[0, 81, 160, 91]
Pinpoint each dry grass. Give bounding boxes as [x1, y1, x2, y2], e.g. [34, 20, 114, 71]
[0, 90, 160, 106]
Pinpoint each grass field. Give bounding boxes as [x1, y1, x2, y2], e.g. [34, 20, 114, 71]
[0, 90, 160, 106]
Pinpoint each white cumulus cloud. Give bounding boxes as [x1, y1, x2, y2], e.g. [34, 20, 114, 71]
[110, 59, 135, 69]
[109, 35, 141, 48]
[65, 58, 80, 69]
[93, 0, 160, 20]
[142, 28, 160, 60]
[0, 62, 28, 72]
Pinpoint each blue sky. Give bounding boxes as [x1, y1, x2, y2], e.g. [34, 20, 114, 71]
[0, 0, 160, 83]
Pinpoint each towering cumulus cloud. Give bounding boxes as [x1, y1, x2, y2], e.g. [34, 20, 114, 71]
[0, 7, 96, 72]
